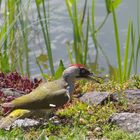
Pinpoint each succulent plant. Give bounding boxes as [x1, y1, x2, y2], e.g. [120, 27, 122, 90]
[0, 72, 42, 114]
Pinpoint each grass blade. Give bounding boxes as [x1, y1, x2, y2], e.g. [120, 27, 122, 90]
[127, 22, 135, 78]
[66, 41, 74, 64]
[84, 10, 89, 65]
[112, 6, 122, 83]
[123, 21, 131, 81]
[35, 0, 55, 76]
[135, 35, 140, 73]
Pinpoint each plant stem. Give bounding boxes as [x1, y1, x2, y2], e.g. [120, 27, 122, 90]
[112, 7, 122, 83]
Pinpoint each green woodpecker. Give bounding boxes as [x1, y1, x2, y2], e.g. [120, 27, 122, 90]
[0, 64, 95, 129]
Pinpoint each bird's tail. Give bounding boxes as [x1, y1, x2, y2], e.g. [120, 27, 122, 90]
[0, 109, 32, 130]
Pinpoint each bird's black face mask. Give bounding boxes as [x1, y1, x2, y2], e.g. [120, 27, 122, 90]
[77, 68, 92, 78]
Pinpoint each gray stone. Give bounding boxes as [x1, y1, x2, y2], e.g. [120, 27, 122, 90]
[12, 118, 40, 128]
[111, 90, 140, 104]
[1, 88, 26, 97]
[109, 112, 140, 133]
[1, 118, 41, 130]
[111, 90, 140, 112]
[80, 92, 110, 105]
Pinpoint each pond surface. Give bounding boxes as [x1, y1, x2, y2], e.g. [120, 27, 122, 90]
[26, 0, 140, 77]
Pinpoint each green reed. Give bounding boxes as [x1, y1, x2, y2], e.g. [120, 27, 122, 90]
[0, 0, 19, 73]
[65, 0, 140, 83]
[0, 0, 31, 77]
[65, 0, 89, 64]
[106, 0, 140, 83]
[35, 0, 55, 76]
[135, 0, 140, 74]
[0, 0, 55, 77]
[0, 0, 139, 82]
[17, 1, 30, 76]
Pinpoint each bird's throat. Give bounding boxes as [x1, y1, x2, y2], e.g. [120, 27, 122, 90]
[64, 77, 75, 97]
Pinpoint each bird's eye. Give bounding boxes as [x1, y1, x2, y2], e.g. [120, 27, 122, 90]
[77, 68, 90, 78]
[80, 68, 88, 75]
[81, 69, 86, 74]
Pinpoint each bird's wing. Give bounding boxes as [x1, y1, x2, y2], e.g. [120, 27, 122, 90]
[2, 81, 69, 109]
[0, 109, 32, 129]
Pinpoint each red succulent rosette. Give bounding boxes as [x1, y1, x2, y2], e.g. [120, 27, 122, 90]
[0, 72, 42, 114]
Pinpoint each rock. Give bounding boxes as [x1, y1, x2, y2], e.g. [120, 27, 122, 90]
[128, 104, 140, 113]
[109, 112, 140, 133]
[94, 127, 102, 132]
[80, 92, 110, 105]
[111, 90, 140, 104]
[12, 118, 41, 128]
[1, 88, 26, 97]
[87, 130, 108, 140]
[1, 118, 42, 130]
[79, 118, 87, 125]
[111, 90, 140, 112]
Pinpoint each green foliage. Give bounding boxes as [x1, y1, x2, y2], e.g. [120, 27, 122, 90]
[105, 0, 122, 13]
[65, 0, 89, 64]
[0, 0, 31, 76]
[37, 53, 48, 69]
[0, 128, 24, 139]
[111, 6, 122, 83]
[54, 60, 65, 80]
[110, 3, 138, 83]
[35, 0, 55, 76]
[135, 1, 140, 74]
[0, 51, 10, 72]
[41, 60, 65, 80]
[123, 21, 131, 81]
[57, 101, 117, 128]
[104, 125, 140, 140]
[131, 75, 140, 89]
[0, 0, 139, 83]
[36, 0, 42, 5]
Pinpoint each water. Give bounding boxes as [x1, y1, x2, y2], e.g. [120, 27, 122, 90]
[25, 0, 140, 77]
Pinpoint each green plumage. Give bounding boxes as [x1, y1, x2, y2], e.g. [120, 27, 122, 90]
[11, 79, 69, 109]
[0, 65, 94, 129]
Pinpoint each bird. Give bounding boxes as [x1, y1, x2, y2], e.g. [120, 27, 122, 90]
[0, 64, 96, 129]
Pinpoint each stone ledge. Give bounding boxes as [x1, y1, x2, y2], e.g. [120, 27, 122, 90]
[109, 112, 140, 133]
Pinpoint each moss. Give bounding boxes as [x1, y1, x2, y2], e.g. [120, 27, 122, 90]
[0, 77, 140, 139]
[103, 125, 140, 140]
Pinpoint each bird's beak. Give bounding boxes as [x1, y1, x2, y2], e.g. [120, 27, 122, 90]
[86, 73, 102, 83]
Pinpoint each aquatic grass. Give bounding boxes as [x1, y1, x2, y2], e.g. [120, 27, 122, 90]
[104, 0, 136, 83]
[35, 0, 55, 76]
[66, 41, 74, 64]
[123, 21, 131, 81]
[66, 0, 138, 83]
[111, 4, 135, 83]
[108, 0, 140, 83]
[83, 10, 89, 65]
[0, 0, 138, 82]
[0, 0, 56, 77]
[0, 0, 32, 76]
[65, 0, 89, 64]
[111, 5, 122, 83]
[88, 0, 110, 56]
[0, 0, 19, 73]
[137, 0, 140, 36]
[135, 0, 140, 74]
[90, 0, 98, 53]
[0, 0, 64, 77]
[17, 0, 30, 76]
[7, 0, 17, 71]
[135, 36, 140, 73]
[127, 23, 135, 78]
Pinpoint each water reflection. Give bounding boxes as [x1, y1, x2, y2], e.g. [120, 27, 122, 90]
[26, 0, 140, 77]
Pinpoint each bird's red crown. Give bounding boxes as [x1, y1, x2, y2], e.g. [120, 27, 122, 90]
[70, 64, 85, 68]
